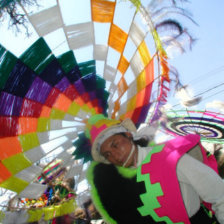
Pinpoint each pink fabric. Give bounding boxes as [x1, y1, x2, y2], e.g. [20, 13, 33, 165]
[204, 112, 224, 121]
[141, 134, 201, 223]
[90, 124, 107, 143]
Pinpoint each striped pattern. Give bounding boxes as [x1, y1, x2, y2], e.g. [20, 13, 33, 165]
[0, 0, 169, 203]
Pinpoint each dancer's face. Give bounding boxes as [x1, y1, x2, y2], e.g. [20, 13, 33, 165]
[100, 133, 136, 167]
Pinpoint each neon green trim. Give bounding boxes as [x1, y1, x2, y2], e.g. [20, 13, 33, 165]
[116, 166, 137, 178]
[86, 162, 117, 224]
[137, 144, 183, 224]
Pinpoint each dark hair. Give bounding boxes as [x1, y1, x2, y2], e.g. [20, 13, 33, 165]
[66, 177, 75, 189]
[83, 199, 102, 221]
[133, 137, 150, 147]
[117, 133, 150, 147]
[83, 199, 92, 222]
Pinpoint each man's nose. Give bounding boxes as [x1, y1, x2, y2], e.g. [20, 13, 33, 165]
[111, 150, 120, 160]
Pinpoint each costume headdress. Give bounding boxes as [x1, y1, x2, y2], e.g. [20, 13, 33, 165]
[84, 114, 137, 163]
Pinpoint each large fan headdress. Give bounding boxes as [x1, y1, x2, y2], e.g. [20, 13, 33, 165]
[0, 0, 194, 222]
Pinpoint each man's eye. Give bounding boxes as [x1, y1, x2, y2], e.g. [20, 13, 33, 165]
[112, 140, 118, 148]
[104, 152, 111, 158]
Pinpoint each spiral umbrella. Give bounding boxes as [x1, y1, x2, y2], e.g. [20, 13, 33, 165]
[161, 110, 224, 144]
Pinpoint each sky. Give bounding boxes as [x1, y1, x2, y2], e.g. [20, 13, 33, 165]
[167, 0, 224, 111]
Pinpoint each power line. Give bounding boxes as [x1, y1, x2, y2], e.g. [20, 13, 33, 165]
[186, 65, 224, 86]
[201, 89, 224, 101]
[194, 82, 224, 97]
[172, 82, 224, 107]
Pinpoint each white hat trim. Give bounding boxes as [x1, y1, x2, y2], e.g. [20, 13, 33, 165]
[91, 118, 136, 163]
[96, 126, 127, 152]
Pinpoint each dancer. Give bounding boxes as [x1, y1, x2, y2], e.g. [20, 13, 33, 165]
[86, 114, 224, 224]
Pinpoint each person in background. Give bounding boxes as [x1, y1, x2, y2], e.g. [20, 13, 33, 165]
[83, 199, 105, 224]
